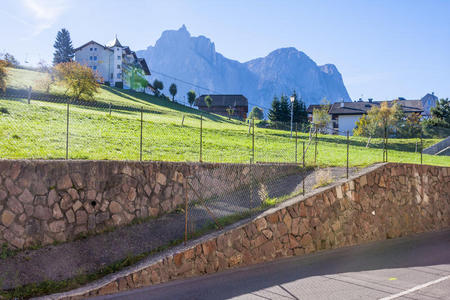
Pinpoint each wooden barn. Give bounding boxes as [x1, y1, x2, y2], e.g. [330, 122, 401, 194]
[195, 95, 249, 120]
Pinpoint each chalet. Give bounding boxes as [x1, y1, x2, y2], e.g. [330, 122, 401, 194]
[74, 36, 151, 92]
[195, 95, 249, 120]
[306, 96, 429, 136]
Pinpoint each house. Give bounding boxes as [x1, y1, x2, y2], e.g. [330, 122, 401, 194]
[74, 36, 151, 91]
[306, 95, 432, 136]
[195, 95, 249, 119]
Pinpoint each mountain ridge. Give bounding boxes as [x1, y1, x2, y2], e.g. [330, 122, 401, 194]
[137, 25, 350, 109]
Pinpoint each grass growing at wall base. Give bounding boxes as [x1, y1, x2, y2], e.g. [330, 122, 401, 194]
[0, 187, 308, 299]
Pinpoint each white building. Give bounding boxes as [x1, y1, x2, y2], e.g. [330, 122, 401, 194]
[307, 94, 435, 136]
[74, 36, 151, 90]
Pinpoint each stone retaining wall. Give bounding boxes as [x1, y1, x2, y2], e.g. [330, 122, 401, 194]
[49, 163, 450, 299]
[0, 160, 300, 249]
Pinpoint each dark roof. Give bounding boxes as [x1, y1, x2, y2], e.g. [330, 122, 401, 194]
[195, 95, 248, 107]
[328, 100, 423, 115]
[306, 104, 328, 114]
[138, 58, 151, 75]
[74, 40, 113, 52]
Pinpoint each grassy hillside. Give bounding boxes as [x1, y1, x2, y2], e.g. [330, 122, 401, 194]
[1, 68, 449, 167]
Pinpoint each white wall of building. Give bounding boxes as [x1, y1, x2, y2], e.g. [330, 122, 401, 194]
[338, 115, 361, 136]
[74, 43, 113, 84]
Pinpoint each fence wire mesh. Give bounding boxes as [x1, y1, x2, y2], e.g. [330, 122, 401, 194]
[0, 91, 449, 168]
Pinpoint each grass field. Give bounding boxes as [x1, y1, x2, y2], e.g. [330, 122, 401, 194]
[1, 68, 449, 167]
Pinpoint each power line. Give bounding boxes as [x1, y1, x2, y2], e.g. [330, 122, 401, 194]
[149, 68, 273, 111]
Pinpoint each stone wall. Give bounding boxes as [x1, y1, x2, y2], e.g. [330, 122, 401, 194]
[0, 160, 300, 249]
[49, 163, 450, 299]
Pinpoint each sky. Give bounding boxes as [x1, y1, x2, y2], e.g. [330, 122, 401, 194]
[0, 0, 449, 101]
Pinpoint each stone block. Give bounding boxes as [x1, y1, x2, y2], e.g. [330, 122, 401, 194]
[53, 203, 63, 219]
[1, 210, 15, 227]
[7, 197, 24, 214]
[47, 189, 59, 206]
[76, 210, 88, 225]
[18, 189, 33, 204]
[109, 201, 123, 214]
[34, 205, 52, 220]
[66, 209, 75, 223]
[73, 200, 83, 212]
[57, 174, 73, 190]
[156, 173, 167, 186]
[48, 220, 66, 233]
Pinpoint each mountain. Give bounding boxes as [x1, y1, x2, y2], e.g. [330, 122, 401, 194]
[137, 25, 350, 110]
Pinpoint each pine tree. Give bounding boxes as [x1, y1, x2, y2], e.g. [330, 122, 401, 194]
[291, 91, 308, 124]
[268, 96, 281, 122]
[279, 95, 291, 122]
[53, 28, 75, 65]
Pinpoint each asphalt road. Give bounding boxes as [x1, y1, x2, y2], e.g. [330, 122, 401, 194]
[95, 229, 450, 300]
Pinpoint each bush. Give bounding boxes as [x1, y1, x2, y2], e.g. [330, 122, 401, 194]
[54, 62, 100, 100]
[114, 82, 123, 89]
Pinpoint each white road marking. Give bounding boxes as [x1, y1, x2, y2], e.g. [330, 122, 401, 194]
[379, 275, 450, 300]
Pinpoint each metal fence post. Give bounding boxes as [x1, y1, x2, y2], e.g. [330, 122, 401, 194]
[252, 118, 255, 163]
[346, 130, 349, 179]
[420, 130, 423, 165]
[65, 99, 69, 160]
[302, 141, 305, 196]
[314, 128, 318, 166]
[27, 86, 32, 104]
[140, 107, 143, 161]
[199, 115, 203, 162]
[295, 123, 298, 164]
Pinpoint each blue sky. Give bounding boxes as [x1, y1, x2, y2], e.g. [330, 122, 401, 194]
[0, 0, 449, 100]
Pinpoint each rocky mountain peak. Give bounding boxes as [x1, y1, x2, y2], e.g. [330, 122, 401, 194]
[137, 27, 350, 108]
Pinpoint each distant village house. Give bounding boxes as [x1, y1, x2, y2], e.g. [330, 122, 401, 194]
[74, 36, 151, 92]
[195, 95, 249, 120]
[306, 93, 437, 135]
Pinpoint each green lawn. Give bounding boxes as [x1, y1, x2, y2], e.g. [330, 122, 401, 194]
[1, 68, 449, 167]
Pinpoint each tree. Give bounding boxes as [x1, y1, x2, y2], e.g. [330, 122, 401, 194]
[354, 101, 399, 145]
[37, 59, 51, 73]
[0, 60, 9, 92]
[226, 106, 235, 120]
[187, 90, 196, 107]
[54, 62, 100, 100]
[423, 98, 450, 137]
[204, 95, 213, 108]
[152, 79, 163, 96]
[312, 99, 331, 133]
[123, 63, 148, 91]
[1, 53, 19, 67]
[249, 106, 264, 120]
[268, 96, 281, 122]
[278, 95, 291, 122]
[169, 83, 177, 101]
[291, 91, 308, 124]
[53, 28, 75, 65]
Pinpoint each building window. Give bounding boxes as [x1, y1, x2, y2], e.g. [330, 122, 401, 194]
[93, 66, 97, 70]
[94, 47, 97, 51]
[90, 48, 93, 51]
[117, 73, 121, 79]
[89, 56, 93, 60]
[117, 48, 120, 51]
[117, 55, 121, 60]
[117, 64, 121, 69]
[94, 56, 97, 61]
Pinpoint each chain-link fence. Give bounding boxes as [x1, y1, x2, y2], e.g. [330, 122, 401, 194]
[0, 92, 449, 168]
